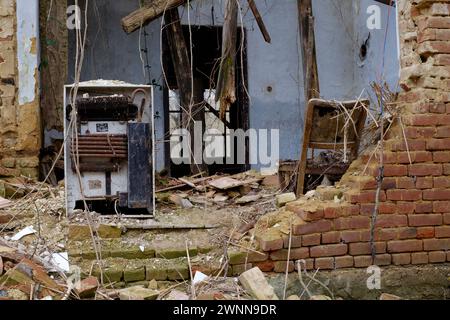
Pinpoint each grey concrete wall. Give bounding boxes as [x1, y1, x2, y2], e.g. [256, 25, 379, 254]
[67, 0, 400, 172]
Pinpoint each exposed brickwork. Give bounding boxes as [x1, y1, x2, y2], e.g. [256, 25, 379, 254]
[228, 0, 450, 273]
[0, 0, 40, 179]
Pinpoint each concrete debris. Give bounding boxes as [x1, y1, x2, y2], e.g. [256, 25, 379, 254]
[75, 276, 99, 299]
[0, 197, 12, 210]
[379, 293, 402, 300]
[310, 295, 332, 300]
[118, 286, 159, 300]
[169, 194, 194, 208]
[166, 289, 190, 300]
[275, 193, 296, 207]
[148, 279, 158, 290]
[236, 194, 261, 204]
[238, 267, 279, 300]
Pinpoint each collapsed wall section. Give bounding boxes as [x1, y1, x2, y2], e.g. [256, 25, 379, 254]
[229, 0, 450, 273]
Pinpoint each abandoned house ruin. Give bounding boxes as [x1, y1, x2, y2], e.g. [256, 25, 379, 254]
[0, 0, 449, 301]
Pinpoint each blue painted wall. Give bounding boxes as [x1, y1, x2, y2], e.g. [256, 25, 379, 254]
[68, 0, 400, 171]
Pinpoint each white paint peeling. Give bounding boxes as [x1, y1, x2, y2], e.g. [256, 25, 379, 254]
[16, 0, 39, 105]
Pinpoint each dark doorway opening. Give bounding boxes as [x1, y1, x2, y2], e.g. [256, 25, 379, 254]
[163, 25, 249, 178]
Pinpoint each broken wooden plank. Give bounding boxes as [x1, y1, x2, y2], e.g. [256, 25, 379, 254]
[121, 0, 187, 34]
[177, 177, 196, 188]
[216, 0, 238, 120]
[247, 0, 271, 43]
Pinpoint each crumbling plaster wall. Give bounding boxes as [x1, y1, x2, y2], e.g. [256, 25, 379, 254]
[0, 0, 41, 179]
[67, 0, 399, 172]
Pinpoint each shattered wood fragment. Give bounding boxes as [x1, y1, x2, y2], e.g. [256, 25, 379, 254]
[121, 0, 187, 34]
[216, 0, 238, 120]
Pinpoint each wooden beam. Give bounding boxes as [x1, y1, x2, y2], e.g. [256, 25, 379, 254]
[121, 0, 187, 34]
[247, 0, 271, 43]
[296, 0, 320, 196]
[216, 0, 238, 120]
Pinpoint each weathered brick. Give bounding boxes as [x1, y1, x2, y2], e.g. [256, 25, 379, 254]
[321, 231, 340, 244]
[423, 238, 450, 251]
[386, 189, 422, 201]
[435, 226, 450, 238]
[445, 213, 450, 224]
[270, 248, 309, 261]
[433, 176, 450, 188]
[310, 244, 347, 257]
[297, 208, 324, 222]
[396, 177, 415, 189]
[409, 164, 443, 176]
[398, 227, 418, 239]
[396, 202, 416, 214]
[435, 126, 450, 138]
[392, 253, 411, 265]
[428, 251, 446, 263]
[408, 214, 443, 226]
[283, 235, 302, 248]
[293, 219, 332, 235]
[417, 227, 435, 239]
[335, 256, 353, 268]
[374, 228, 398, 241]
[433, 201, 450, 212]
[314, 257, 334, 270]
[427, 138, 450, 150]
[254, 261, 275, 272]
[349, 242, 386, 256]
[273, 261, 294, 273]
[334, 216, 370, 230]
[302, 234, 321, 246]
[375, 215, 408, 228]
[417, 16, 450, 31]
[340, 230, 370, 243]
[398, 151, 432, 163]
[415, 201, 432, 213]
[433, 151, 450, 163]
[416, 177, 433, 189]
[323, 206, 341, 219]
[383, 165, 408, 177]
[353, 256, 372, 268]
[387, 240, 423, 253]
[423, 189, 450, 200]
[294, 259, 314, 271]
[373, 254, 392, 266]
[411, 252, 428, 265]
[259, 233, 284, 252]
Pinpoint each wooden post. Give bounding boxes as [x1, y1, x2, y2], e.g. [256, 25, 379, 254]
[216, 0, 238, 120]
[164, 9, 206, 175]
[296, 0, 320, 195]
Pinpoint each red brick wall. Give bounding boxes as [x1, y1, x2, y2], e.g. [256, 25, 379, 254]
[228, 0, 450, 273]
